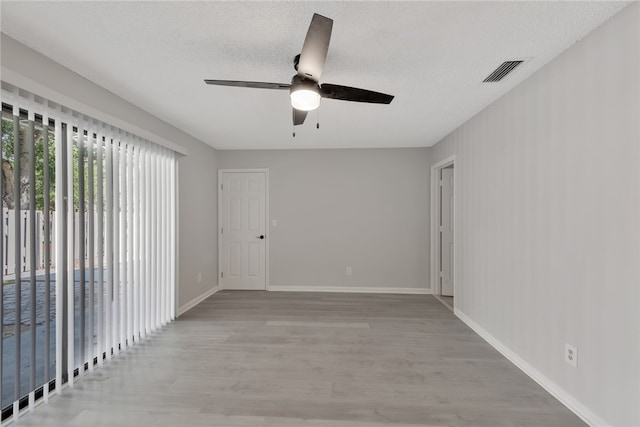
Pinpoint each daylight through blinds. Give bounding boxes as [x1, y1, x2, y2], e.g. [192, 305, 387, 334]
[0, 84, 177, 421]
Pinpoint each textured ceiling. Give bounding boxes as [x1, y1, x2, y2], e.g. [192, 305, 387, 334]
[0, 1, 629, 150]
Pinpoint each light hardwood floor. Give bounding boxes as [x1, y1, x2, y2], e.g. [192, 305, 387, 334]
[12, 291, 585, 427]
[434, 295, 454, 312]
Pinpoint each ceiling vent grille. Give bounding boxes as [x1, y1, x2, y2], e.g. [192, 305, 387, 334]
[483, 60, 524, 82]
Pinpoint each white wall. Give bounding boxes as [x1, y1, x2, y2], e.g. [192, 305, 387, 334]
[221, 148, 431, 292]
[1, 33, 220, 310]
[177, 142, 219, 306]
[429, 4, 639, 426]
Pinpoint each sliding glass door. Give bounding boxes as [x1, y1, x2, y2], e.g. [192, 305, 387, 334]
[1, 84, 177, 421]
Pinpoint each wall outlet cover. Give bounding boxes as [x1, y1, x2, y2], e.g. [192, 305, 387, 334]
[565, 343, 578, 368]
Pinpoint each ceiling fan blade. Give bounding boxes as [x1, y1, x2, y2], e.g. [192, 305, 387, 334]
[293, 108, 308, 126]
[204, 79, 290, 90]
[319, 84, 394, 104]
[297, 13, 333, 82]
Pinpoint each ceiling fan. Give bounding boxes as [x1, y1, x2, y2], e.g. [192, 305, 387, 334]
[204, 13, 394, 128]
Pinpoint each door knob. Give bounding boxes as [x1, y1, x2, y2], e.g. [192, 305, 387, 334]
[257, 235, 265, 239]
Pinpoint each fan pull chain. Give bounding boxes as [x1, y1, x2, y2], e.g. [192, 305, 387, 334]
[316, 107, 320, 129]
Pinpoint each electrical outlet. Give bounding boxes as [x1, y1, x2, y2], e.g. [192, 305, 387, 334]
[565, 343, 577, 368]
[346, 266, 352, 276]
[197, 273, 202, 283]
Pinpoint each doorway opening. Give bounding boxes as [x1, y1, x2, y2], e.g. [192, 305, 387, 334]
[430, 156, 455, 311]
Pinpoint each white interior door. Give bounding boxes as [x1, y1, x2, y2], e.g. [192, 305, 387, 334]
[440, 167, 454, 296]
[220, 171, 266, 290]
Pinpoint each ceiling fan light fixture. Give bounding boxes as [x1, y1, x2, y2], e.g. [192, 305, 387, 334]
[290, 88, 320, 111]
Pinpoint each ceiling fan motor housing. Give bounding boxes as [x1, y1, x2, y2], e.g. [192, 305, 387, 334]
[290, 74, 318, 94]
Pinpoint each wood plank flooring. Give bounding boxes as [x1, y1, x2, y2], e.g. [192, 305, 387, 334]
[434, 295, 453, 312]
[12, 291, 585, 427]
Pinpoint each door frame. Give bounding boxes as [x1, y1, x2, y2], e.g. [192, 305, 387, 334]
[217, 169, 270, 290]
[430, 155, 456, 306]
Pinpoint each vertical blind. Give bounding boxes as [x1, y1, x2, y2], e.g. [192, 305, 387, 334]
[0, 84, 177, 421]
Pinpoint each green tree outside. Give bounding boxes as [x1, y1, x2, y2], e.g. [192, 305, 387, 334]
[2, 117, 103, 211]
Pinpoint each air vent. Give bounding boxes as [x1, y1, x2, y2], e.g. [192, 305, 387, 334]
[483, 60, 524, 82]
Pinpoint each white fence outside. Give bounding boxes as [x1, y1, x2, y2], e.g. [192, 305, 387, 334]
[2, 208, 102, 278]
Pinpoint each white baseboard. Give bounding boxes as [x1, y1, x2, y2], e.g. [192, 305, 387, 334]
[268, 286, 431, 295]
[454, 308, 609, 427]
[177, 286, 221, 316]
